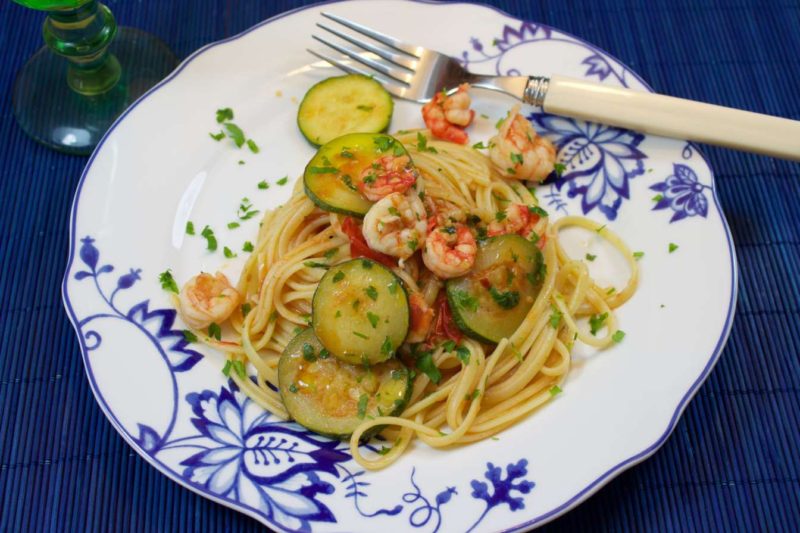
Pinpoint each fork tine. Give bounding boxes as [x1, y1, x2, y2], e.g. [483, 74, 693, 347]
[306, 48, 401, 93]
[321, 12, 422, 58]
[316, 23, 417, 71]
[312, 35, 412, 86]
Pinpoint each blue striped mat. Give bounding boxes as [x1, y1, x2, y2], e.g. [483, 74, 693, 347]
[1, 0, 798, 530]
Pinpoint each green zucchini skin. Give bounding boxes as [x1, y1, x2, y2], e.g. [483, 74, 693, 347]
[278, 328, 412, 440]
[297, 74, 393, 146]
[303, 132, 409, 217]
[446, 235, 544, 344]
[312, 258, 410, 365]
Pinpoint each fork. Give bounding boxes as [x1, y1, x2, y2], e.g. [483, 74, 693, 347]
[310, 12, 800, 162]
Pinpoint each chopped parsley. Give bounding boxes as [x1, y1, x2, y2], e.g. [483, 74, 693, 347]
[612, 330, 626, 343]
[495, 116, 505, 129]
[589, 312, 609, 335]
[652, 193, 664, 202]
[388, 278, 398, 294]
[158, 269, 179, 293]
[633, 251, 645, 260]
[352, 299, 361, 310]
[452, 289, 478, 312]
[258, 180, 269, 190]
[506, 167, 516, 175]
[182, 330, 198, 343]
[527, 262, 547, 286]
[232, 361, 246, 379]
[488, 287, 520, 309]
[357, 393, 369, 419]
[237, 198, 259, 221]
[241, 303, 252, 317]
[585, 253, 597, 262]
[361, 259, 373, 269]
[227, 222, 240, 230]
[201, 225, 218, 251]
[510, 152, 524, 165]
[356, 104, 375, 111]
[352, 331, 369, 340]
[302, 343, 316, 361]
[308, 166, 338, 174]
[242, 241, 254, 252]
[365, 286, 379, 301]
[596, 224, 607, 233]
[607, 287, 617, 295]
[304, 261, 329, 269]
[238, 160, 245, 165]
[222, 360, 232, 377]
[414, 349, 441, 384]
[216, 107, 234, 123]
[407, 238, 418, 251]
[387, 206, 400, 216]
[495, 210, 507, 222]
[224, 122, 246, 147]
[415, 132, 438, 153]
[208, 322, 222, 341]
[374, 136, 395, 152]
[288, 383, 298, 393]
[472, 141, 489, 150]
[549, 305, 562, 328]
[528, 205, 548, 218]
[335, 310, 342, 318]
[185, 221, 195, 235]
[553, 162, 567, 176]
[276, 176, 289, 186]
[209, 131, 225, 141]
[377, 446, 393, 455]
[381, 336, 393, 357]
[332, 271, 345, 283]
[324, 248, 338, 259]
[340, 148, 354, 158]
[549, 385, 562, 396]
[341, 174, 357, 191]
[223, 246, 237, 258]
[669, 242, 679, 253]
[456, 345, 471, 365]
[246, 139, 259, 153]
[367, 312, 380, 328]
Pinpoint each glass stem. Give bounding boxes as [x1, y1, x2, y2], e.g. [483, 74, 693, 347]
[43, 0, 119, 96]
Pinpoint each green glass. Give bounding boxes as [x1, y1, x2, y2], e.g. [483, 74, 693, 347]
[12, 0, 178, 155]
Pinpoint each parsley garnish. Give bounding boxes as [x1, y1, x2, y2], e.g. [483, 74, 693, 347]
[223, 247, 237, 258]
[633, 251, 644, 260]
[367, 312, 380, 328]
[553, 163, 567, 176]
[377, 446, 393, 455]
[549, 305, 562, 328]
[585, 253, 597, 262]
[335, 310, 342, 318]
[185, 221, 195, 235]
[238, 160, 245, 166]
[324, 248, 337, 259]
[232, 360, 246, 379]
[456, 346, 471, 365]
[596, 224, 607, 233]
[606, 287, 616, 295]
[289, 383, 298, 393]
[209, 131, 225, 141]
[241, 303, 252, 317]
[237, 198, 260, 221]
[216, 108, 233, 123]
[356, 104, 375, 111]
[549, 385, 562, 396]
[222, 360, 232, 377]
[407, 238, 418, 251]
[452, 289, 478, 312]
[332, 271, 345, 283]
[387, 206, 400, 216]
[340, 148, 354, 158]
[200, 226, 217, 251]
[276, 176, 289, 186]
[612, 330, 626, 343]
[589, 312, 609, 335]
[510, 152, 524, 165]
[495, 116, 505, 129]
[527, 261, 547, 286]
[224, 123, 246, 147]
[353, 331, 369, 340]
[246, 139, 259, 153]
[357, 393, 369, 419]
[208, 322, 222, 341]
[374, 136, 395, 152]
[506, 167, 516, 175]
[302, 343, 316, 361]
[652, 193, 664, 202]
[258, 180, 269, 190]
[495, 210, 507, 222]
[182, 330, 197, 343]
[303, 261, 329, 269]
[361, 259, 373, 269]
[242, 241, 254, 252]
[472, 141, 488, 150]
[381, 336, 393, 357]
[388, 278, 398, 294]
[365, 286, 378, 301]
[415, 132, 438, 153]
[415, 349, 441, 384]
[340, 174, 357, 191]
[488, 287, 520, 309]
[158, 269, 179, 293]
[669, 243, 679, 253]
[528, 205, 549, 217]
[227, 222, 240, 230]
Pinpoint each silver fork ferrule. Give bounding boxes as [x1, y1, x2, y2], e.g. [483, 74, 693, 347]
[524, 76, 550, 107]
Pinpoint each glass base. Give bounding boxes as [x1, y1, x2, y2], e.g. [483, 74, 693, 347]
[13, 27, 178, 156]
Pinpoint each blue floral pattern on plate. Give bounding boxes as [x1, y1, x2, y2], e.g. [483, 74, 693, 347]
[650, 163, 711, 223]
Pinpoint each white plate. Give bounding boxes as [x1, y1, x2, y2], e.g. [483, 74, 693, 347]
[62, 1, 737, 531]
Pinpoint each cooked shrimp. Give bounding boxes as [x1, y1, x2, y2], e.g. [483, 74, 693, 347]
[424, 196, 466, 230]
[177, 272, 240, 330]
[358, 155, 420, 202]
[407, 291, 435, 343]
[421, 83, 475, 144]
[422, 224, 477, 279]
[489, 104, 556, 181]
[487, 203, 545, 240]
[362, 191, 428, 259]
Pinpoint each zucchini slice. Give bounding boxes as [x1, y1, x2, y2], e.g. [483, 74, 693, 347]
[278, 328, 412, 439]
[303, 132, 411, 217]
[297, 74, 393, 146]
[446, 235, 545, 344]
[312, 258, 409, 365]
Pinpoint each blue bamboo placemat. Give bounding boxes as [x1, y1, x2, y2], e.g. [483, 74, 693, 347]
[1, 0, 799, 530]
